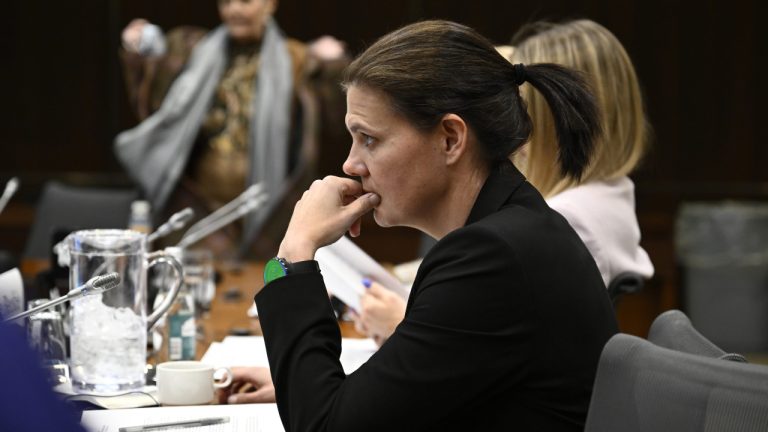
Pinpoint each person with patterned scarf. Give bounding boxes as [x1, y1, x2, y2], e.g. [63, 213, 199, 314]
[116, 0, 348, 258]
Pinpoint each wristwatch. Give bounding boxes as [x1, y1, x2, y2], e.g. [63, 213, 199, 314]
[263, 257, 320, 284]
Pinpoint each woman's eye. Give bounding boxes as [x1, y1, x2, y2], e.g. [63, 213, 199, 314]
[362, 134, 375, 147]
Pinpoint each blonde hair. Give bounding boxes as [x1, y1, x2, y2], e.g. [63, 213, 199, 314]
[511, 20, 650, 197]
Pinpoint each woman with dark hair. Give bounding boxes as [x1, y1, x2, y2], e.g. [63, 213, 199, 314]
[355, 20, 656, 344]
[247, 20, 617, 430]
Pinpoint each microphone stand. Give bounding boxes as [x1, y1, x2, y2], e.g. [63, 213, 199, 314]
[177, 191, 268, 249]
[4, 273, 120, 322]
[182, 184, 264, 241]
[147, 207, 195, 244]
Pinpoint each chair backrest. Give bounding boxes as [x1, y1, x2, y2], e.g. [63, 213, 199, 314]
[585, 334, 768, 432]
[607, 271, 645, 306]
[23, 181, 138, 259]
[648, 309, 747, 361]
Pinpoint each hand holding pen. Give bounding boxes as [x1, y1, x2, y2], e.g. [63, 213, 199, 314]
[352, 278, 406, 346]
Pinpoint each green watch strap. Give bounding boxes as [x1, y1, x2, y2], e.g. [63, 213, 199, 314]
[263, 258, 320, 284]
[263, 257, 289, 284]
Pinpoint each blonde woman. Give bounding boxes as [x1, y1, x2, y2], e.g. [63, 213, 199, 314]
[511, 19, 654, 287]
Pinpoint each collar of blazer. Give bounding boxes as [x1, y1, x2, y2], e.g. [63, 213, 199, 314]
[465, 160, 525, 226]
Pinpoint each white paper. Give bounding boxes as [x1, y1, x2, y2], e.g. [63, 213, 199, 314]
[0, 268, 24, 320]
[81, 403, 283, 432]
[315, 236, 408, 311]
[201, 336, 377, 375]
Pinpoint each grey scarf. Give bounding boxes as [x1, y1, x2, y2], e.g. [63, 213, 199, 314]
[114, 19, 293, 250]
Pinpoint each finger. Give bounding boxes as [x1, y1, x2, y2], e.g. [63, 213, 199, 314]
[230, 381, 249, 394]
[348, 217, 362, 238]
[354, 317, 368, 335]
[334, 177, 364, 197]
[344, 193, 380, 225]
[216, 388, 231, 405]
[366, 281, 387, 298]
[228, 387, 275, 404]
[360, 291, 386, 312]
[341, 189, 363, 237]
[359, 291, 376, 312]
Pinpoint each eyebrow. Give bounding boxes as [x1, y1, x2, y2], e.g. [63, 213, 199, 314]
[346, 120, 370, 134]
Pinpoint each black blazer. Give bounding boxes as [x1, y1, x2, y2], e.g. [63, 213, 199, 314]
[256, 162, 618, 431]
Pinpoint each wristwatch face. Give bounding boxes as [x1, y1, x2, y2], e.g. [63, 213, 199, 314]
[263, 257, 288, 284]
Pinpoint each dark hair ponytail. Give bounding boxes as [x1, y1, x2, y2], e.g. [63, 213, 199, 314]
[520, 63, 601, 180]
[343, 20, 600, 180]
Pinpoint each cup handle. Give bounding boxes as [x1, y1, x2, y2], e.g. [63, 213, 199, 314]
[146, 250, 184, 330]
[213, 367, 233, 389]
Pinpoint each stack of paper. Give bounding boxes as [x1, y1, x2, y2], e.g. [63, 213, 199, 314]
[315, 236, 409, 311]
[201, 336, 377, 375]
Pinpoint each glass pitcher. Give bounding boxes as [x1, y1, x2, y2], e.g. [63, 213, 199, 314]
[64, 229, 183, 394]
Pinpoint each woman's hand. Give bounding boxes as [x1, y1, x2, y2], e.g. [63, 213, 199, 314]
[278, 176, 380, 262]
[217, 367, 275, 404]
[352, 281, 406, 346]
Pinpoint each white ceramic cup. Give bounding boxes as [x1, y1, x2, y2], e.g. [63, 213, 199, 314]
[156, 361, 232, 405]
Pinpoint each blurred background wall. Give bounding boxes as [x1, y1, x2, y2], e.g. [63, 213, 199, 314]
[1, 0, 765, 335]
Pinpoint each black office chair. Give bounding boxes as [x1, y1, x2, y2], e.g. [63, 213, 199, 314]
[648, 309, 747, 362]
[23, 181, 139, 259]
[585, 334, 768, 432]
[607, 271, 644, 306]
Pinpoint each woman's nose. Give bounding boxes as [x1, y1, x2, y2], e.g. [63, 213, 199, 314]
[343, 149, 368, 178]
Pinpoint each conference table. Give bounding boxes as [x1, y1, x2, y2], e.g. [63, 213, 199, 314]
[195, 259, 363, 359]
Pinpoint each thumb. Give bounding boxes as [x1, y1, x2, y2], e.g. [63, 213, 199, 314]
[345, 193, 380, 237]
[367, 281, 387, 297]
[228, 388, 275, 404]
[346, 193, 380, 218]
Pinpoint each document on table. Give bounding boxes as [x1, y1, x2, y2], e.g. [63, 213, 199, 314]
[81, 403, 283, 432]
[315, 236, 409, 311]
[201, 336, 378, 375]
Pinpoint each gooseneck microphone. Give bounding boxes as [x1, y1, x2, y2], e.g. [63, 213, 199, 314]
[4, 272, 121, 322]
[147, 207, 195, 243]
[177, 184, 268, 248]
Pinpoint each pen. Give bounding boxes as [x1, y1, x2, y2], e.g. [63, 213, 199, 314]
[119, 416, 230, 432]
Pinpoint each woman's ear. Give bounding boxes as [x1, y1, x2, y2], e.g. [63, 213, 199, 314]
[439, 113, 469, 165]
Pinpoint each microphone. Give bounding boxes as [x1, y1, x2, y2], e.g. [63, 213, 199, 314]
[177, 191, 269, 248]
[0, 177, 19, 215]
[4, 272, 121, 322]
[147, 207, 195, 243]
[183, 184, 264, 239]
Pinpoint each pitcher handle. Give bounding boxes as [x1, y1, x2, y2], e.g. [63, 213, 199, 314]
[146, 250, 184, 330]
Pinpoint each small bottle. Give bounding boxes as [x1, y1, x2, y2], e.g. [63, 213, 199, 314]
[153, 247, 196, 362]
[128, 200, 152, 234]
